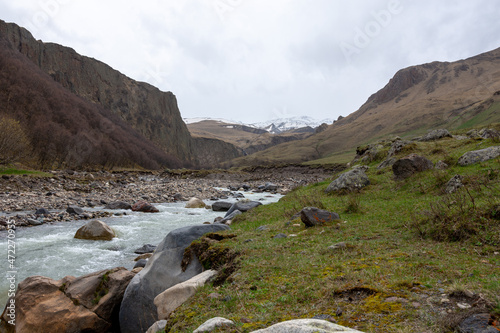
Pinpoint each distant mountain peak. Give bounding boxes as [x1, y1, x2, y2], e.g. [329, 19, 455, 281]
[251, 116, 333, 134]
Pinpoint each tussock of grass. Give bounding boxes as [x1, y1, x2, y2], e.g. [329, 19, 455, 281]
[166, 135, 500, 333]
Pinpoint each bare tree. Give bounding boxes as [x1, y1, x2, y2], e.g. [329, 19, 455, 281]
[0, 116, 30, 165]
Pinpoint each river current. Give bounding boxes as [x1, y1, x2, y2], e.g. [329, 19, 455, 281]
[0, 191, 282, 307]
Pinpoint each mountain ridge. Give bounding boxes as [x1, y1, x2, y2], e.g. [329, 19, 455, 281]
[228, 47, 500, 166]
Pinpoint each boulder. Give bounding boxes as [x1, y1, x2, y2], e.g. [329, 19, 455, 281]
[74, 220, 115, 241]
[458, 146, 500, 166]
[134, 244, 157, 254]
[185, 197, 206, 209]
[212, 201, 233, 212]
[445, 175, 463, 194]
[133, 259, 148, 269]
[264, 182, 279, 191]
[377, 157, 397, 169]
[119, 224, 230, 333]
[67, 205, 84, 215]
[104, 201, 132, 210]
[193, 317, 235, 333]
[131, 201, 159, 213]
[325, 166, 370, 193]
[300, 207, 340, 227]
[6, 267, 134, 333]
[418, 129, 452, 141]
[146, 320, 168, 333]
[250, 319, 364, 332]
[392, 154, 433, 179]
[218, 210, 242, 224]
[225, 201, 262, 217]
[34, 208, 50, 216]
[387, 139, 411, 157]
[155, 270, 217, 320]
[458, 313, 498, 333]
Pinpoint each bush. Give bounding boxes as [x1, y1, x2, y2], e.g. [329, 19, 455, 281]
[0, 115, 30, 165]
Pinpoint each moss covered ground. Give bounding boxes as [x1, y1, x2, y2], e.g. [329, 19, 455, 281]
[165, 133, 500, 333]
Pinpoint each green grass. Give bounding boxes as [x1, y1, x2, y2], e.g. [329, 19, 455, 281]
[0, 167, 52, 177]
[165, 136, 500, 332]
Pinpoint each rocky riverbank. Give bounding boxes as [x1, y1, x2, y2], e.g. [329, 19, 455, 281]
[0, 166, 336, 230]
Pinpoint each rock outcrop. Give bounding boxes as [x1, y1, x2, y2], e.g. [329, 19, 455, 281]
[119, 224, 230, 333]
[74, 220, 116, 241]
[458, 146, 500, 166]
[3, 267, 134, 333]
[325, 166, 370, 193]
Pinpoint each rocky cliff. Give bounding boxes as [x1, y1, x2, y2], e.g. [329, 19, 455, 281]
[0, 20, 195, 163]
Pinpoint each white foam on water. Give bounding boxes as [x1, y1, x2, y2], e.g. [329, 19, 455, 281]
[0, 191, 282, 306]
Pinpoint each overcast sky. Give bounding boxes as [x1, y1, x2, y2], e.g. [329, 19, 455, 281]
[1, 0, 500, 124]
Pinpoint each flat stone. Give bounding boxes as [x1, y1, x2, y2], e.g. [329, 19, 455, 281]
[249, 319, 364, 332]
[193, 317, 235, 333]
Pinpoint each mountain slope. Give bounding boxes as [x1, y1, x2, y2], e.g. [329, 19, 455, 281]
[230, 47, 500, 165]
[0, 36, 180, 169]
[187, 120, 312, 156]
[0, 19, 195, 163]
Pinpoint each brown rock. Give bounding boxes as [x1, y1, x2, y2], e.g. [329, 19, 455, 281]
[3, 267, 134, 333]
[10, 276, 109, 333]
[300, 207, 340, 227]
[74, 220, 116, 241]
[131, 201, 159, 213]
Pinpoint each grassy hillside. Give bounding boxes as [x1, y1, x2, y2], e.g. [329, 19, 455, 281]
[165, 130, 500, 332]
[229, 48, 500, 167]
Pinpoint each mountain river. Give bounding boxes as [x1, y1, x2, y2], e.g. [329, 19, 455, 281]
[0, 191, 282, 307]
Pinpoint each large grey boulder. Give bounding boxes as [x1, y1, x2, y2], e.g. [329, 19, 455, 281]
[250, 319, 364, 332]
[74, 220, 116, 241]
[458, 146, 500, 166]
[119, 224, 230, 333]
[325, 166, 369, 193]
[392, 154, 433, 179]
[225, 201, 262, 217]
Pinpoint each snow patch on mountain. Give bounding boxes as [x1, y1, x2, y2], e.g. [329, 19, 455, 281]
[251, 116, 333, 134]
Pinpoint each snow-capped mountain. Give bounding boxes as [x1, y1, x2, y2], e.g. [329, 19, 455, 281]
[251, 116, 333, 134]
[184, 116, 333, 134]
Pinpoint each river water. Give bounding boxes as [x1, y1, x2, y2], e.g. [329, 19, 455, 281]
[0, 191, 282, 307]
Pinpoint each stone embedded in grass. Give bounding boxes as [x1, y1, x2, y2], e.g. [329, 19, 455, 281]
[328, 242, 347, 251]
[300, 207, 340, 227]
[193, 317, 235, 333]
[325, 166, 370, 193]
[445, 175, 463, 193]
[457, 146, 500, 166]
[249, 319, 364, 332]
[392, 154, 433, 179]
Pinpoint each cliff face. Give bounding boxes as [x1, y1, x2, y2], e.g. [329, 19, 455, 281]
[0, 20, 194, 163]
